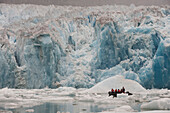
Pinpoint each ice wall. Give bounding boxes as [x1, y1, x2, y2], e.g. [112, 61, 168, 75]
[0, 4, 169, 89]
[15, 34, 63, 88]
[153, 38, 170, 88]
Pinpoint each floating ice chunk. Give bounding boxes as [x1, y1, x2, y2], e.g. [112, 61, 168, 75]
[78, 94, 94, 102]
[117, 93, 129, 98]
[25, 109, 34, 113]
[4, 103, 20, 109]
[98, 105, 134, 113]
[114, 105, 134, 112]
[84, 75, 146, 94]
[2, 88, 16, 98]
[56, 87, 76, 96]
[141, 98, 170, 110]
[0, 110, 12, 113]
[57, 87, 76, 92]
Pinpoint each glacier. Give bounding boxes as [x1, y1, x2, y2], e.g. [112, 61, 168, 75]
[0, 4, 169, 89]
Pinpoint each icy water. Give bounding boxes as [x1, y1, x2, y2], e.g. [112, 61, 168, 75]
[5, 102, 114, 113]
[0, 88, 169, 113]
[1, 101, 142, 113]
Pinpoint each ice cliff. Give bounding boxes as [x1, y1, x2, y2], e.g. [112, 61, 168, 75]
[0, 4, 169, 89]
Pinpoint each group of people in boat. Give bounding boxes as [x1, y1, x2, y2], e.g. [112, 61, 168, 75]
[108, 87, 132, 97]
[111, 87, 125, 93]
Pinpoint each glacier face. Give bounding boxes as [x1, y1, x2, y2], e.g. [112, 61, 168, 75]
[0, 4, 169, 89]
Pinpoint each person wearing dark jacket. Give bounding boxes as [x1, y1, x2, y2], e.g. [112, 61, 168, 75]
[122, 87, 125, 93]
[121, 89, 123, 93]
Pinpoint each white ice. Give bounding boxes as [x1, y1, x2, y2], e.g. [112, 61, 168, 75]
[141, 98, 170, 110]
[84, 75, 146, 94]
[0, 80, 169, 112]
[0, 4, 169, 89]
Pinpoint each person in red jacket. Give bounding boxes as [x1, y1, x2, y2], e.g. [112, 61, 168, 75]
[111, 88, 114, 92]
[118, 89, 120, 93]
[115, 89, 117, 93]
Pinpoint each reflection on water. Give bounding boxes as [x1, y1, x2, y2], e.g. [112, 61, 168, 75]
[1, 99, 142, 113]
[11, 101, 113, 113]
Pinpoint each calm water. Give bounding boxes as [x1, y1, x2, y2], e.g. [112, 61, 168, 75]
[8, 101, 114, 113]
[0, 99, 142, 113]
[0, 101, 142, 113]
